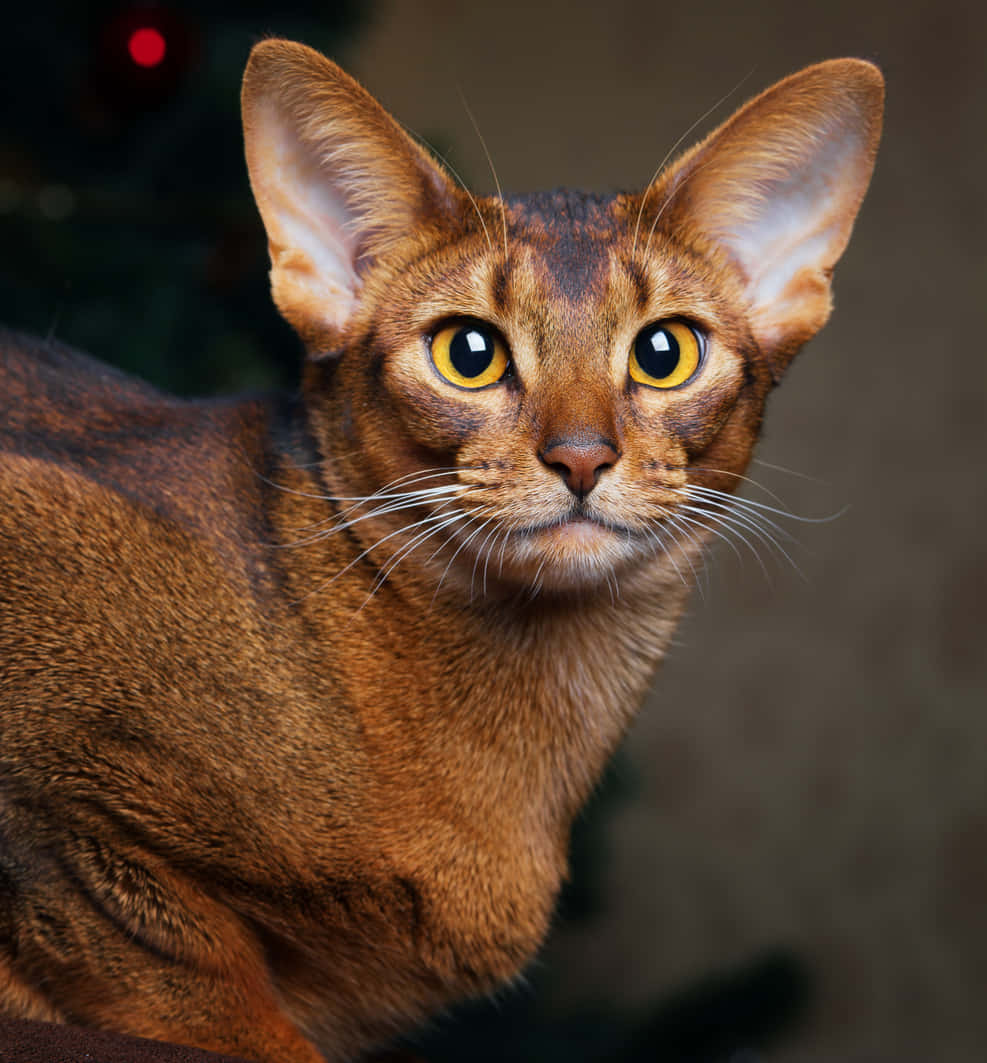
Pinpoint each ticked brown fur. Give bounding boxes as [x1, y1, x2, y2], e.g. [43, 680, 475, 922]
[0, 41, 882, 1063]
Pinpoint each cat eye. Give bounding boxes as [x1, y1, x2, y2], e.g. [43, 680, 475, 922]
[629, 321, 704, 389]
[430, 321, 510, 389]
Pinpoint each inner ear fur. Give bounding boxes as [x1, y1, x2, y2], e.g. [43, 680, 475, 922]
[653, 59, 884, 374]
[241, 39, 462, 352]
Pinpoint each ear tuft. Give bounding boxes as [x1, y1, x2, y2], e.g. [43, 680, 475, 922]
[241, 40, 460, 352]
[654, 59, 884, 370]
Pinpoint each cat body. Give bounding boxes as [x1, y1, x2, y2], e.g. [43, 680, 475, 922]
[0, 326, 673, 1059]
[0, 41, 882, 1063]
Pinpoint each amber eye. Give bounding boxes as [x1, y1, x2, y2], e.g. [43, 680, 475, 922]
[629, 321, 703, 389]
[430, 322, 510, 389]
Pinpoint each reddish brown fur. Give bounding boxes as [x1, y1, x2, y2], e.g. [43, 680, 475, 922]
[0, 41, 882, 1062]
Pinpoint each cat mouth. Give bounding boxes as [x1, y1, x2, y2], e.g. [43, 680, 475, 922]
[515, 513, 635, 540]
[489, 510, 644, 591]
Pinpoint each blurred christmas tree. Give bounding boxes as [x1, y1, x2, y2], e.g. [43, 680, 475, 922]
[0, 1, 362, 396]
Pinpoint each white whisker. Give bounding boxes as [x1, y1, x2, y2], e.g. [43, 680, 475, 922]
[273, 488, 475, 550]
[752, 457, 826, 483]
[481, 527, 507, 598]
[676, 502, 773, 581]
[277, 467, 476, 541]
[644, 156, 717, 260]
[680, 465, 808, 510]
[329, 482, 473, 505]
[362, 510, 484, 610]
[605, 571, 620, 606]
[632, 71, 752, 257]
[646, 525, 688, 587]
[656, 509, 708, 597]
[457, 87, 508, 263]
[255, 464, 466, 513]
[682, 483, 844, 526]
[497, 528, 511, 579]
[680, 487, 799, 544]
[470, 520, 504, 602]
[709, 507, 805, 579]
[433, 511, 499, 603]
[676, 493, 806, 581]
[670, 506, 745, 569]
[297, 508, 469, 605]
[527, 557, 548, 602]
[407, 127, 494, 255]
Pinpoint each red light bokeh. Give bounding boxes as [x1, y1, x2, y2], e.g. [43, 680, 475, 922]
[128, 27, 166, 68]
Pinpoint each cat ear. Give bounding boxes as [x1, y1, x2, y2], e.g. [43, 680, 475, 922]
[655, 59, 883, 373]
[241, 39, 461, 352]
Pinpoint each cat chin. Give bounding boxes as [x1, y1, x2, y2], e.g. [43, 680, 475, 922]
[491, 519, 645, 592]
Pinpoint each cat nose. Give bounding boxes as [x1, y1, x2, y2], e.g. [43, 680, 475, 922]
[539, 436, 620, 498]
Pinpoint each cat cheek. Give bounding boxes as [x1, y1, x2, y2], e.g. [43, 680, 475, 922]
[687, 394, 768, 484]
[660, 393, 738, 451]
[385, 381, 499, 454]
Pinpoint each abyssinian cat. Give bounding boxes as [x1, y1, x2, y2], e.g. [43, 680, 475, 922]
[0, 39, 882, 1063]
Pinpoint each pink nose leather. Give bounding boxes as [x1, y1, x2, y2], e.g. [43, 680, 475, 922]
[539, 437, 620, 497]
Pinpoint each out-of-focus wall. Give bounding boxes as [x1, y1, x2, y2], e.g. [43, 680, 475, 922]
[350, 2, 987, 1058]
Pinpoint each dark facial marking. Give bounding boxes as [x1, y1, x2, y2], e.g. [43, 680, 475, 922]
[361, 328, 385, 388]
[507, 190, 620, 302]
[661, 386, 742, 449]
[401, 380, 489, 438]
[623, 256, 651, 313]
[490, 259, 511, 314]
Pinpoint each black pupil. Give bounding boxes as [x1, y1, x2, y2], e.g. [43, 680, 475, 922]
[449, 327, 494, 378]
[635, 326, 680, 379]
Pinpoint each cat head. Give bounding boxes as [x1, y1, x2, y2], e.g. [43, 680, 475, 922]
[241, 41, 882, 595]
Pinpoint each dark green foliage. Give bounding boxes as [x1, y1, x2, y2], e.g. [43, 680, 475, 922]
[0, 2, 363, 396]
[403, 948, 811, 1063]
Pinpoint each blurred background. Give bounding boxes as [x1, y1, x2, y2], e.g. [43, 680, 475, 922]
[2, 2, 985, 1060]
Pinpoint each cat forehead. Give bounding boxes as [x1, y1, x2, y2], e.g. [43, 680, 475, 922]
[495, 188, 638, 307]
[505, 188, 617, 230]
[380, 186, 715, 345]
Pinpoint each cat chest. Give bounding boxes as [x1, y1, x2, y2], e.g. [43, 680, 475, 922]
[265, 842, 561, 1048]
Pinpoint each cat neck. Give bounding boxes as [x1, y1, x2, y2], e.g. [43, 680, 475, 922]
[258, 439, 693, 984]
[261, 429, 692, 830]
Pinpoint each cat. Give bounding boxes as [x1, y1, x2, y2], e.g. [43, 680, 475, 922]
[0, 38, 882, 1063]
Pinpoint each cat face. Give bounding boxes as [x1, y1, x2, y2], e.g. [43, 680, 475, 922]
[326, 190, 767, 593]
[242, 43, 882, 596]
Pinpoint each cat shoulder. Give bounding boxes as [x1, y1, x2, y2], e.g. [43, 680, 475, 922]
[0, 327, 161, 418]
[0, 330, 273, 532]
